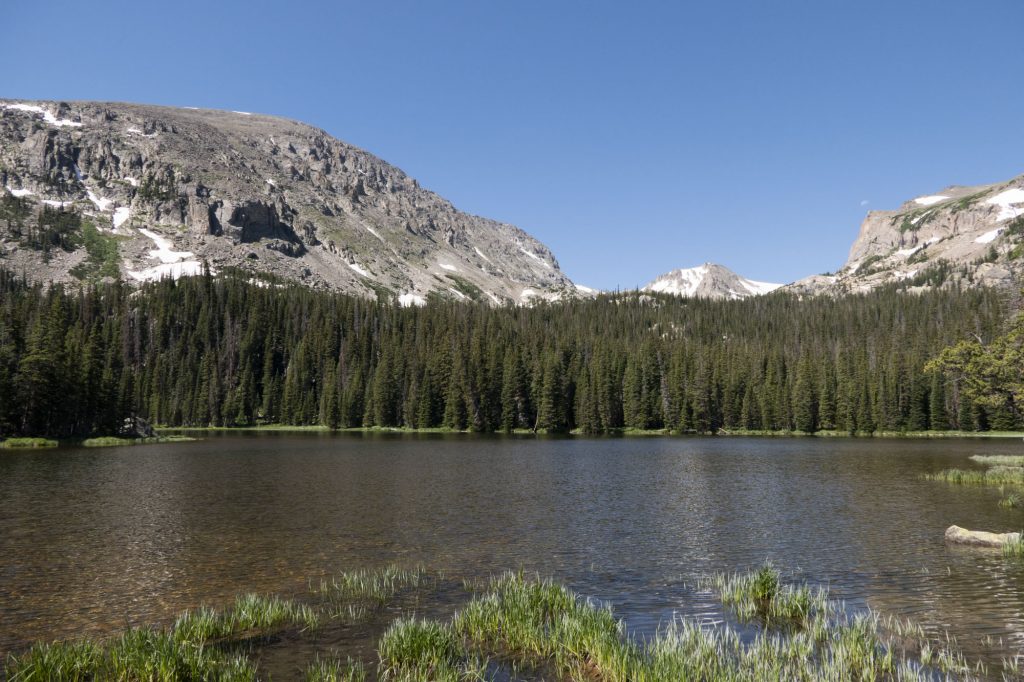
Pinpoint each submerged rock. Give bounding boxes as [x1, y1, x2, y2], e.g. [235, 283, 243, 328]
[944, 524, 1021, 548]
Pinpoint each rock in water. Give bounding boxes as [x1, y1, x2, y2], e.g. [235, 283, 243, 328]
[944, 524, 1021, 548]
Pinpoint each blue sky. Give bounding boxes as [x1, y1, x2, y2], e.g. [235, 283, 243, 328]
[3, 0, 1023, 288]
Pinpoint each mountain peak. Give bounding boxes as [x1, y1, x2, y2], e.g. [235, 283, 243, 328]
[643, 263, 782, 300]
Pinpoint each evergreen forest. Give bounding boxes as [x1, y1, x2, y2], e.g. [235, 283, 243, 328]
[0, 267, 1019, 439]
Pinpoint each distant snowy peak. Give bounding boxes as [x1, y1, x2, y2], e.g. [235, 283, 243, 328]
[643, 263, 782, 300]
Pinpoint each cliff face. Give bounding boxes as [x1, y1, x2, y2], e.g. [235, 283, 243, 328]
[0, 100, 576, 304]
[791, 176, 1024, 295]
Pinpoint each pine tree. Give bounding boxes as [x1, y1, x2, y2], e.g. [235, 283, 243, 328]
[929, 373, 948, 431]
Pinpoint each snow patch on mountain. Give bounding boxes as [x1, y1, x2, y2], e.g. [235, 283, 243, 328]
[399, 293, 426, 307]
[3, 103, 83, 128]
[985, 188, 1024, 222]
[347, 261, 371, 277]
[113, 207, 131, 229]
[975, 228, 1004, 244]
[139, 228, 194, 263]
[740, 278, 783, 295]
[5, 186, 32, 198]
[913, 195, 949, 206]
[127, 228, 202, 281]
[519, 246, 552, 269]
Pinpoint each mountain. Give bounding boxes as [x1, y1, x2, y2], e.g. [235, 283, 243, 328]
[791, 174, 1024, 294]
[0, 99, 577, 305]
[643, 262, 782, 299]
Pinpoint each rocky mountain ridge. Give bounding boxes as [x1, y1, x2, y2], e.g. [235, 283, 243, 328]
[790, 174, 1024, 294]
[643, 263, 782, 300]
[0, 99, 578, 305]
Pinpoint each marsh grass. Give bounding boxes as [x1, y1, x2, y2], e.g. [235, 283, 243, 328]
[7, 593, 319, 680]
[1001, 536, 1024, 559]
[927, 456, 1024, 521]
[6, 630, 257, 681]
[0, 437, 58, 449]
[82, 435, 197, 447]
[924, 467, 1024, 486]
[378, 619, 468, 681]
[82, 436, 134, 447]
[705, 563, 825, 629]
[305, 656, 367, 682]
[382, 571, 980, 682]
[315, 564, 427, 623]
[4, 566, 984, 682]
[227, 593, 321, 635]
[999, 493, 1022, 509]
[970, 455, 1024, 468]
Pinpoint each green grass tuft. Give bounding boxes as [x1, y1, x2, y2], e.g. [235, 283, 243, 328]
[705, 562, 825, 628]
[316, 565, 426, 622]
[1002, 536, 1024, 560]
[999, 493, 1022, 509]
[305, 656, 367, 682]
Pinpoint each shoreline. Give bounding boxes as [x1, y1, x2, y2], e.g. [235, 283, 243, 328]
[4, 427, 1021, 449]
[159, 425, 1024, 439]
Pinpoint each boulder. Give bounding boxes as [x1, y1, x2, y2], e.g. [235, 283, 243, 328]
[944, 524, 1021, 548]
[119, 416, 157, 439]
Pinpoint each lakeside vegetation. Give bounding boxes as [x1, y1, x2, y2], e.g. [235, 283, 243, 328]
[0, 268, 1019, 440]
[925, 452, 1024, 531]
[80, 434, 197, 447]
[0, 437, 57, 448]
[0, 435, 198, 449]
[4, 565, 997, 681]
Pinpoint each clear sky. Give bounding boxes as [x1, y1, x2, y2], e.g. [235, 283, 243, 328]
[3, 0, 1023, 289]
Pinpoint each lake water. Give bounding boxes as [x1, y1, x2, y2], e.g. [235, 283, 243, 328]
[2, 433, 1024, 670]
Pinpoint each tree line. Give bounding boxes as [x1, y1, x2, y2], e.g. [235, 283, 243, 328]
[0, 267, 1018, 439]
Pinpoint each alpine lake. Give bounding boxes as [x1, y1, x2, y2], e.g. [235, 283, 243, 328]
[2, 432, 1024, 679]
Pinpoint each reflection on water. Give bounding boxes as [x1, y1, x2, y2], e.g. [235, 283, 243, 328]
[1, 433, 1023, 665]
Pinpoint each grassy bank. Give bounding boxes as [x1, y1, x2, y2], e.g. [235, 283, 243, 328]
[4, 565, 998, 681]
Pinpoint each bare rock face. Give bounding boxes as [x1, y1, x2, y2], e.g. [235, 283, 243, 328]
[789, 176, 1024, 295]
[643, 263, 781, 300]
[0, 99, 578, 304]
